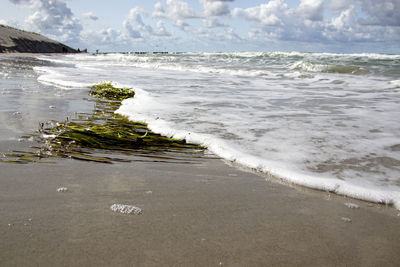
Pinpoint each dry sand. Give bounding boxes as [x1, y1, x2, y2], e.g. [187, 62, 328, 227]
[0, 143, 399, 266]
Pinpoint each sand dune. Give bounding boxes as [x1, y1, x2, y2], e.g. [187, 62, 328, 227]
[0, 25, 77, 53]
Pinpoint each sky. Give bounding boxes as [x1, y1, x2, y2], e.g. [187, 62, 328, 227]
[1, 0, 400, 53]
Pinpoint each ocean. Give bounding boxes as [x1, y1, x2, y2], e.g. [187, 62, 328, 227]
[1, 52, 400, 208]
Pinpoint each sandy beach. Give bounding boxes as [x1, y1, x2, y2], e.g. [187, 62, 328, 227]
[2, 0, 400, 265]
[1, 141, 399, 266]
[0, 53, 400, 266]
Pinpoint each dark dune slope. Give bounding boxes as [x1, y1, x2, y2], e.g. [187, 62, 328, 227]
[0, 25, 77, 53]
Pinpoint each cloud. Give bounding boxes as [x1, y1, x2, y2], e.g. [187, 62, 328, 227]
[82, 12, 98, 21]
[296, 0, 324, 21]
[329, 0, 350, 13]
[9, 0, 27, 4]
[202, 17, 228, 28]
[153, 0, 199, 20]
[232, 0, 288, 27]
[154, 21, 172, 37]
[81, 28, 122, 44]
[9, 0, 82, 43]
[152, 0, 203, 34]
[123, 7, 152, 39]
[0, 18, 22, 29]
[8, 0, 400, 52]
[323, 5, 358, 41]
[174, 19, 191, 31]
[323, 4, 400, 43]
[123, 7, 173, 41]
[200, 0, 230, 16]
[357, 0, 400, 26]
[199, 0, 232, 28]
[79, 27, 131, 51]
[230, 0, 400, 49]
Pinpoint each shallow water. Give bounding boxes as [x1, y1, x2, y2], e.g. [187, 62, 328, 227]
[2, 52, 400, 207]
[0, 55, 93, 141]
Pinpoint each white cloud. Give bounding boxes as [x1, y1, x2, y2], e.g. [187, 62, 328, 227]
[79, 27, 131, 51]
[153, 0, 199, 20]
[82, 12, 98, 21]
[7, 0, 400, 52]
[199, 0, 232, 28]
[200, 0, 230, 16]
[230, 0, 400, 49]
[323, 4, 400, 43]
[154, 21, 172, 37]
[323, 5, 357, 41]
[330, 5, 355, 30]
[175, 19, 191, 31]
[357, 0, 400, 26]
[9, 0, 82, 43]
[232, 0, 288, 27]
[296, 0, 324, 21]
[123, 7, 153, 39]
[329, 0, 350, 13]
[8, 0, 30, 4]
[202, 17, 228, 28]
[81, 28, 122, 44]
[152, 0, 202, 35]
[122, 6, 175, 43]
[0, 18, 22, 29]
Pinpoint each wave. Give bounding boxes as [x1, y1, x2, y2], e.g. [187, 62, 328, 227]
[388, 79, 400, 88]
[34, 66, 92, 89]
[182, 51, 400, 60]
[116, 89, 400, 210]
[39, 54, 273, 78]
[31, 52, 400, 209]
[289, 60, 369, 75]
[37, 51, 400, 80]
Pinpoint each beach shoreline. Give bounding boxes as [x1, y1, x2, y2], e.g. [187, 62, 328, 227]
[1, 53, 400, 266]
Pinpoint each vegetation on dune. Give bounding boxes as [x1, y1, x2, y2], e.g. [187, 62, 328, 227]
[1, 81, 203, 164]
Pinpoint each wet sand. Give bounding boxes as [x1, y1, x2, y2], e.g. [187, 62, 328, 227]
[0, 143, 399, 266]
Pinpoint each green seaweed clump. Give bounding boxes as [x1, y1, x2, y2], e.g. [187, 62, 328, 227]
[90, 81, 135, 101]
[1, 82, 203, 164]
[43, 112, 198, 152]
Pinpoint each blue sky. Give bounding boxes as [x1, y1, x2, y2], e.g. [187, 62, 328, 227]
[1, 0, 400, 53]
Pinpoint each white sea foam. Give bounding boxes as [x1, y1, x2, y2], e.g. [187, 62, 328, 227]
[117, 87, 400, 209]
[388, 80, 400, 88]
[110, 204, 142, 215]
[33, 52, 400, 210]
[341, 217, 352, 223]
[57, 187, 68, 192]
[344, 202, 360, 209]
[42, 134, 57, 139]
[34, 66, 91, 89]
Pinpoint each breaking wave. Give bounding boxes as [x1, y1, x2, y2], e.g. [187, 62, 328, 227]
[289, 61, 369, 75]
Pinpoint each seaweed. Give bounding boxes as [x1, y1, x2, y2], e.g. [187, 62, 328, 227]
[90, 81, 135, 101]
[1, 81, 203, 164]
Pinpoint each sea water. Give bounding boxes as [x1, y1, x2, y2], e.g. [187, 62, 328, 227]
[0, 55, 93, 140]
[5, 52, 400, 208]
